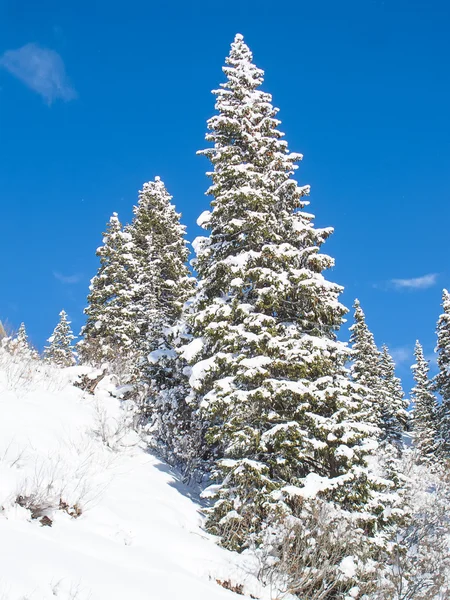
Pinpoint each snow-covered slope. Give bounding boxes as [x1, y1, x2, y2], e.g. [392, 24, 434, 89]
[0, 354, 263, 600]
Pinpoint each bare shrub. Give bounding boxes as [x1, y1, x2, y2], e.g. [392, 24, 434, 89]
[14, 456, 66, 518]
[90, 399, 137, 452]
[11, 437, 112, 521]
[0, 352, 38, 394]
[50, 578, 92, 600]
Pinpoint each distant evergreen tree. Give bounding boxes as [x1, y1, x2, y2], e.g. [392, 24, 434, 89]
[349, 299, 383, 425]
[127, 178, 195, 462]
[44, 310, 76, 367]
[411, 340, 439, 460]
[79, 182, 193, 399]
[349, 303, 408, 450]
[3, 322, 38, 359]
[127, 177, 193, 366]
[78, 212, 137, 371]
[130, 178, 193, 326]
[187, 34, 390, 552]
[379, 345, 409, 447]
[16, 323, 29, 351]
[435, 289, 450, 454]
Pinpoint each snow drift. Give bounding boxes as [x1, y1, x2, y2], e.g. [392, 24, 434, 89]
[0, 351, 263, 600]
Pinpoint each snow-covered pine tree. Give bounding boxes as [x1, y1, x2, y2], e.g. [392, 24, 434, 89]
[435, 289, 450, 454]
[379, 345, 409, 447]
[3, 322, 38, 359]
[411, 340, 439, 460]
[78, 212, 137, 372]
[148, 320, 202, 472]
[126, 177, 193, 364]
[129, 178, 192, 326]
[349, 299, 383, 424]
[125, 232, 160, 383]
[349, 302, 408, 503]
[127, 178, 195, 461]
[349, 303, 408, 451]
[16, 323, 30, 351]
[435, 290, 450, 399]
[44, 310, 76, 367]
[187, 34, 390, 552]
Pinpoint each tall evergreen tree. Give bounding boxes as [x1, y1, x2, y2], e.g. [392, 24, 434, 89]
[435, 289, 450, 453]
[187, 34, 389, 551]
[78, 212, 137, 370]
[411, 340, 439, 460]
[44, 310, 76, 367]
[127, 178, 195, 461]
[126, 177, 193, 365]
[379, 345, 409, 447]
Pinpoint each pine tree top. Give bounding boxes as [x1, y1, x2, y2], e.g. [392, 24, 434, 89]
[411, 339, 439, 458]
[132, 177, 187, 244]
[435, 288, 450, 403]
[198, 33, 306, 190]
[17, 322, 28, 342]
[411, 340, 433, 396]
[436, 289, 450, 345]
[380, 344, 408, 408]
[412, 339, 427, 369]
[349, 299, 381, 381]
[44, 309, 76, 367]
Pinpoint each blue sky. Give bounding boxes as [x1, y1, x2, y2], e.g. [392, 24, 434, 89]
[1, 0, 449, 390]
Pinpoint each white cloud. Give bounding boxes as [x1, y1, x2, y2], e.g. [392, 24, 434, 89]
[0, 43, 76, 104]
[53, 272, 82, 285]
[390, 273, 438, 290]
[389, 346, 411, 366]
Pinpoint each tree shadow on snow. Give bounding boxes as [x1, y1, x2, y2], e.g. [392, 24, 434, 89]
[148, 452, 208, 506]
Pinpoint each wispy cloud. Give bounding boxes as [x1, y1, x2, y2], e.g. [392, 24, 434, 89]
[0, 43, 76, 104]
[390, 273, 438, 290]
[53, 272, 82, 285]
[390, 346, 412, 366]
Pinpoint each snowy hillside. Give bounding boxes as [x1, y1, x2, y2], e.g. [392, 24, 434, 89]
[0, 352, 263, 600]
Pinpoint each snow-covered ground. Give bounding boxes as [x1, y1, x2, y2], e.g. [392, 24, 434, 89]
[0, 353, 264, 600]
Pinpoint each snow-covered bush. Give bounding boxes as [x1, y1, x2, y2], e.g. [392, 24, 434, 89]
[0, 349, 36, 392]
[373, 453, 450, 599]
[0, 435, 110, 525]
[256, 499, 377, 600]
